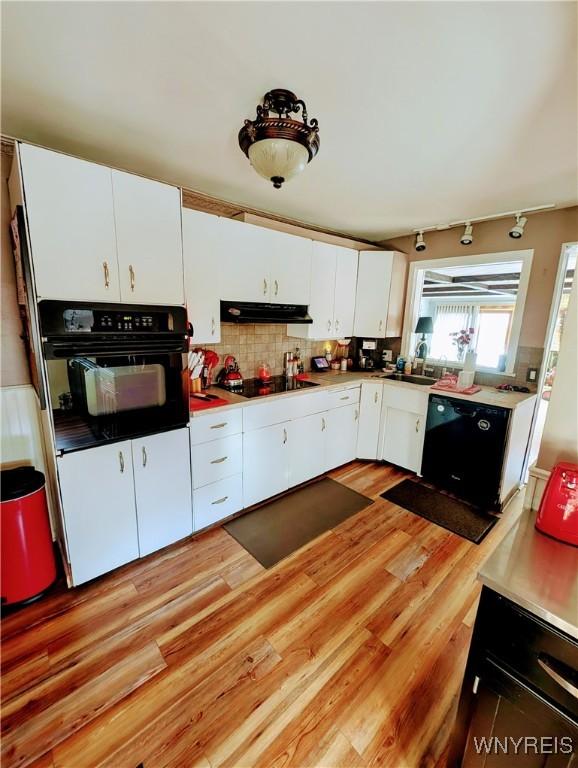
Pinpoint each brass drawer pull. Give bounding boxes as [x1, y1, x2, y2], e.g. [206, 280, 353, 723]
[211, 496, 228, 505]
[210, 423, 227, 429]
[210, 456, 228, 464]
[340, 395, 350, 401]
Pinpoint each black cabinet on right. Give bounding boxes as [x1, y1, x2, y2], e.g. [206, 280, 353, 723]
[450, 588, 578, 767]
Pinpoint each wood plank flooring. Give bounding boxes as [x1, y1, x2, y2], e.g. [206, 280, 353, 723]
[1, 462, 522, 768]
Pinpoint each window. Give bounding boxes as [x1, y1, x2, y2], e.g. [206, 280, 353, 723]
[476, 308, 513, 368]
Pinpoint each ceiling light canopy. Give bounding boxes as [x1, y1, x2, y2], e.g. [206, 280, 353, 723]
[238, 89, 320, 189]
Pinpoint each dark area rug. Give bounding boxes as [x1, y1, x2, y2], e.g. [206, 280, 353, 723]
[381, 479, 497, 544]
[224, 477, 372, 568]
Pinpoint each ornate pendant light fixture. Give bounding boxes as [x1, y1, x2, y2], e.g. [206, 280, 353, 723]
[238, 89, 320, 189]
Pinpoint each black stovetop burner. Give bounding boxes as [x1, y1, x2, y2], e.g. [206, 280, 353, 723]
[221, 375, 320, 399]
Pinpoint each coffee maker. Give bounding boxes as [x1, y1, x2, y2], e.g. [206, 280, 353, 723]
[358, 349, 375, 370]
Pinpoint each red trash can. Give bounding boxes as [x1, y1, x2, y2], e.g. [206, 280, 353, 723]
[1, 467, 57, 605]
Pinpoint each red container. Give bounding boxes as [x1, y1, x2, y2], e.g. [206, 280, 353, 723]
[535, 461, 578, 547]
[1, 467, 57, 604]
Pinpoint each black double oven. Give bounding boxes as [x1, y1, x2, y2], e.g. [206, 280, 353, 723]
[39, 301, 189, 454]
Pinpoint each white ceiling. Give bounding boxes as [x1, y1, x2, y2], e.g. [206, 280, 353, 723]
[2, 2, 577, 240]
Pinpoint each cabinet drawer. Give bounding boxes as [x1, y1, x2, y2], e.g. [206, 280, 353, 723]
[193, 474, 243, 531]
[190, 408, 243, 444]
[325, 386, 360, 409]
[381, 383, 428, 415]
[477, 589, 578, 722]
[243, 399, 292, 431]
[191, 434, 242, 489]
[288, 390, 330, 419]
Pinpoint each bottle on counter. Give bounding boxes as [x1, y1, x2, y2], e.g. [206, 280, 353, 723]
[286, 353, 294, 377]
[404, 358, 413, 375]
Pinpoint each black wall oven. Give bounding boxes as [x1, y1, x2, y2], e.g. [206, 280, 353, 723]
[39, 301, 189, 453]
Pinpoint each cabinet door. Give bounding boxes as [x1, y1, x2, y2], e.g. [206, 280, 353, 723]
[357, 382, 384, 460]
[112, 170, 184, 305]
[287, 241, 336, 340]
[219, 218, 273, 302]
[353, 251, 394, 338]
[19, 144, 120, 302]
[57, 441, 138, 585]
[182, 208, 221, 343]
[381, 407, 424, 472]
[269, 229, 312, 305]
[132, 428, 192, 557]
[325, 403, 359, 470]
[332, 246, 358, 338]
[243, 423, 289, 507]
[289, 412, 327, 487]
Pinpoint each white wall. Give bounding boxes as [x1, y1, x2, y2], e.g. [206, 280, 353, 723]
[537, 276, 578, 470]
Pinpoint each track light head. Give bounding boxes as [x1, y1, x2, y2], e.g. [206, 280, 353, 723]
[509, 214, 527, 239]
[460, 222, 474, 246]
[415, 231, 427, 252]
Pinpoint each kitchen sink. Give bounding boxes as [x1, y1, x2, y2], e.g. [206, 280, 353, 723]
[380, 373, 438, 386]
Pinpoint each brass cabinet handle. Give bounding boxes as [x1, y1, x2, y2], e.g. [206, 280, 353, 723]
[321, 417, 326, 431]
[415, 418, 420, 433]
[210, 422, 227, 429]
[129, 264, 135, 292]
[274, 279, 279, 296]
[119, 451, 125, 473]
[211, 496, 229, 505]
[355, 409, 359, 421]
[211, 317, 216, 335]
[374, 391, 378, 404]
[340, 395, 350, 401]
[327, 319, 332, 332]
[263, 278, 268, 295]
[378, 319, 383, 331]
[210, 456, 228, 464]
[142, 446, 147, 467]
[283, 428, 287, 444]
[538, 657, 578, 700]
[103, 261, 110, 288]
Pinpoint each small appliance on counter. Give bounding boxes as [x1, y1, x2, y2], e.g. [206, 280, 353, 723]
[535, 462, 578, 546]
[311, 356, 330, 372]
[218, 355, 244, 391]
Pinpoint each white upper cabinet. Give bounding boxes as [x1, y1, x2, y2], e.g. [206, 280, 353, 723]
[333, 246, 358, 338]
[182, 208, 222, 343]
[268, 229, 312, 305]
[112, 171, 184, 305]
[353, 251, 407, 338]
[288, 242, 358, 340]
[220, 218, 272, 302]
[220, 219, 312, 305]
[19, 144, 120, 302]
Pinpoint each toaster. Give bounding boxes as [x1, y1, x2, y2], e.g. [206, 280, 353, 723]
[535, 462, 578, 546]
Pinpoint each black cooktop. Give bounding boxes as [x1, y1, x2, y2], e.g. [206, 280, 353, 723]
[222, 375, 320, 399]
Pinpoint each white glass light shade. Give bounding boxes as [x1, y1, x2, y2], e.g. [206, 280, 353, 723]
[248, 139, 309, 184]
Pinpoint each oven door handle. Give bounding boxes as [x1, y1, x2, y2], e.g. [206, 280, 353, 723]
[44, 339, 187, 358]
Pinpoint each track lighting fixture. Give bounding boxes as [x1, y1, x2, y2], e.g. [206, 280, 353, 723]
[509, 213, 527, 239]
[415, 231, 426, 252]
[460, 222, 474, 246]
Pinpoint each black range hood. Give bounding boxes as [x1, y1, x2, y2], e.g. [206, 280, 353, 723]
[220, 301, 313, 324]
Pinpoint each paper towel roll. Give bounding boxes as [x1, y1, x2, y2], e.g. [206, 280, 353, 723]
[463, 351, 477, 372]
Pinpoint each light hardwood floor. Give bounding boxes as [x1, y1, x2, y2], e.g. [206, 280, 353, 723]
[1, 461, 522, 768]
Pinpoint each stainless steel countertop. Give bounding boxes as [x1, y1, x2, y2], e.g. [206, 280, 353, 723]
[479, 510, 578, 638]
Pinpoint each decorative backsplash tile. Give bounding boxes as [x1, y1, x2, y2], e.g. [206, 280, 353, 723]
[201, 324, 339, 378]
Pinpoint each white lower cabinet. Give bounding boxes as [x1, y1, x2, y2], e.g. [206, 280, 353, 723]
[243, 423, 290, 507]
[356, 382, 384, 459]
[57, 440, 139, 586]
[325, 403, 359, 470]
[193, 475, 243, 531]
[380, 408, 425, 473]
[191, 433, 242, 489]
[289, 412, 327, 487]
[132, 429, 193, 557]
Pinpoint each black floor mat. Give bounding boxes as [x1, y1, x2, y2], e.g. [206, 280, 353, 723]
[224, 477, 372, 568]
[381, 479, 497, 544]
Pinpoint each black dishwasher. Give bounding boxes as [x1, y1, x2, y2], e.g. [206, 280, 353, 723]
[422, 395, 510, 510]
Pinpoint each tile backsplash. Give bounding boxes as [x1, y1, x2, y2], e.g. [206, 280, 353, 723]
[201, 324, 336, 378]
